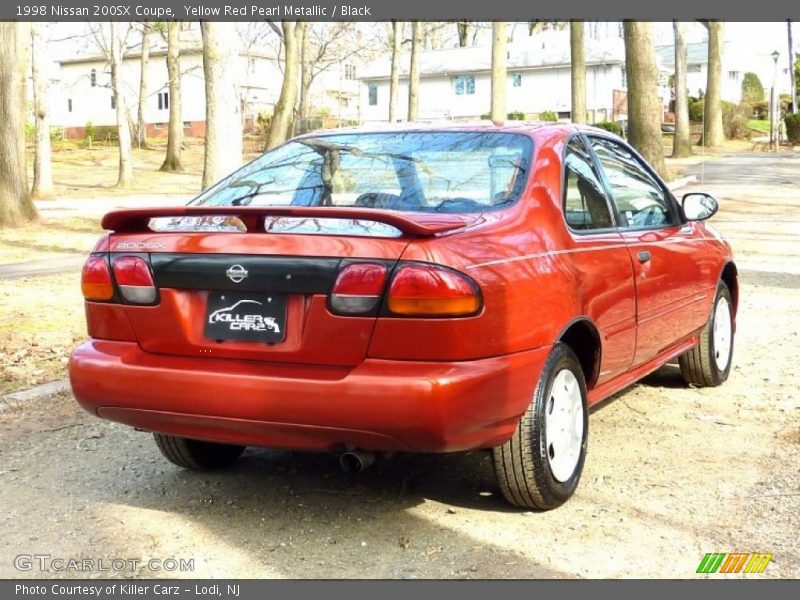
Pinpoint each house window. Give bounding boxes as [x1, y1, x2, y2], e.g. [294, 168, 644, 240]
[621, 67, 627, 88]
[158, 91, 169, 111]
[90, 69, 97, 87]
[688, 64, 702, 74]
[248, 58, 256, 74]
[453, 75, 475, 95]
[368, 83, 377, 106]
[512, 72, 522, 87]
[110, 95, 116, 109]
[67, 99, 72, 112]
[727, 71, 739, 82]
[345, 64, 357, 80]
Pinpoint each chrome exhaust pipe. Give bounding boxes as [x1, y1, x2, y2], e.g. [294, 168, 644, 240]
[339, 449, 376, 474]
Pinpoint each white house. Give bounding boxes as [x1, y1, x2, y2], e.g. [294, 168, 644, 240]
[358, 35, 652, 124]
[51, 30, 362, 139]
[655, 41, 796, 103]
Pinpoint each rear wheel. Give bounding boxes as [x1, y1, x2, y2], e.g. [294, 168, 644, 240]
[153, 433, 245, 470]
[679, 281, 734, 387]
[492, 342, 588, 510]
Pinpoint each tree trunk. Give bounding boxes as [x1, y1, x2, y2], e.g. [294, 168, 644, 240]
[672, 21, 692, 157]
[388, 21, 401, 122]
[457, 22, 469, 47]
[623, 21, 667, 178]
[296, 23, 312, 135]
[137, 25, 150, 149]
[265, 21, 305, 150]
[490, 22, 507, 123]
[0, 22, 37, 227]
[789, 20, 797, 114]
[161, 21, 184, 172]
[407, 22, 421, 121]
[110, 22, 134, 187]
[201, 22, 243, 190]
[570, 20, 586, 124]
[703, 21, 724, 147]
[31, 23, 54, 200]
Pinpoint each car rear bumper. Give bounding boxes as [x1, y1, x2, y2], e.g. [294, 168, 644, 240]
[69, 340, 549, 453]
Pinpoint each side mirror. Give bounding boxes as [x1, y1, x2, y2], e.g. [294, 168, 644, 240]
[682, 193, 718, 221]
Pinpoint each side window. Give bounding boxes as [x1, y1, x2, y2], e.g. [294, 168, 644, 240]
[563, 137, 614, 231]
[590, 137, 676, 229]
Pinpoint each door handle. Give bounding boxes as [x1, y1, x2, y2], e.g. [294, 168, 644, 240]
[637, 250, 651, 263]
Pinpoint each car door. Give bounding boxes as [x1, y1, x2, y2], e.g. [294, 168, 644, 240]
[587, 135, 709, 366]
[561, 135, 636, 385]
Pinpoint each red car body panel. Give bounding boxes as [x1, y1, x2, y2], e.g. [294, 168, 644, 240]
[69, 123, 737, 454]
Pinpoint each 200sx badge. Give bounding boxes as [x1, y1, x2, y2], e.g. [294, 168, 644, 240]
[205, 292, 287, 344]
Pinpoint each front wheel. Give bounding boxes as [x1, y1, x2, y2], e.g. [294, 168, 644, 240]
[492, 342, 589, 510]
[153, 434, 245, 470]
[679, 281, 734, 387]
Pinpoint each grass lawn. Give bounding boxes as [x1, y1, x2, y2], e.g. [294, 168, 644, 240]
[748, 119, 771, 134]
[0, 272, 85, 395]
[0, 215, 102, 265]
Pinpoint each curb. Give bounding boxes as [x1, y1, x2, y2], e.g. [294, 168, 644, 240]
[0, 379, 70, 411]
[667, 175, 698, 191]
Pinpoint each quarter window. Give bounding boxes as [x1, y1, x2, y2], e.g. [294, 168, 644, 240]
[453, 75, 475, 95]
[589, 137, 675, 229]
[563, 137, 614, 230]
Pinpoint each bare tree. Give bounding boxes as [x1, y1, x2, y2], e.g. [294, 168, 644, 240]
[31, 23, 54, 200]
[672, 21, 692, 157]
[457, 21, 470, 47]
[623, 21, 667, 178]
[701, 21, 724, 147]
[296, 23, 311, 133]
[408, 22, 421, 121]
[201, 22, 243, 189]
[570, 21, 586, 124]
[136, 23, 151, 149]
[106, 23, 134, 187]
[389, 21, 402, 122]
[491, 22, 507, 122]
[789, 20, 797, 114]
[265, 21, 307, 150]
[160, 21, 184, 172]
[0, 22, 37, 227]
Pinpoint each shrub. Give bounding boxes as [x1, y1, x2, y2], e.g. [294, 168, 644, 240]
[785, 113, 800, 144]
[688, 97, 704, 122]
[741, 72, 765, 104]
[721, 101, 750, 140]
[85, 121, 96, 140]
[751, 101, 768, 120]
[538, 110, 558, 122]
[592, 121, 623, 136]
[507, 111, 526, 121]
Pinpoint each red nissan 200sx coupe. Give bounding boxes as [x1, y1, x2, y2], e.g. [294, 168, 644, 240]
[70, 124, 737, 509]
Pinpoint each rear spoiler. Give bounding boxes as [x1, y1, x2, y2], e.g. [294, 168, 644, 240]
[101, 206, 475, 237]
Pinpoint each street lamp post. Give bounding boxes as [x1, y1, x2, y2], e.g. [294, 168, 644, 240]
[770, 50, 780, 151]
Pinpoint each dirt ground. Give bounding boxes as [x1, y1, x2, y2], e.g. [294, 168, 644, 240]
[0, 150, 798, 579]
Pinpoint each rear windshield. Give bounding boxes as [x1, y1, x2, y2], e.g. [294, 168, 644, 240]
[191, 131, 533, 213]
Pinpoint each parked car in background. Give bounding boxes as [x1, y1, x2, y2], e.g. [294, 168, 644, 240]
[70, 123, 737, 510]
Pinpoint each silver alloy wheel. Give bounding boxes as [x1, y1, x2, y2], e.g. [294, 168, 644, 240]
[545, 369, 584, 483]
[713, 296, 732, 372]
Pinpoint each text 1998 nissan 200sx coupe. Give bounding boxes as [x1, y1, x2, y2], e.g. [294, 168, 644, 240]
[70, 124, 737, 509]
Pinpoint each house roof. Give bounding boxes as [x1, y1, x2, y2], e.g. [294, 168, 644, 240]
[655, 42, 711, 70]
[359, 38, 626, 81]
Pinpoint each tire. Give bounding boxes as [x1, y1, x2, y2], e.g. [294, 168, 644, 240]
[153, 433, 245, 470]
[679, 281, 734, 387]
[492, 342, 589, 510]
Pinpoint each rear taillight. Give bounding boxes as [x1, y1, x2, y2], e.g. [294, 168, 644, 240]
[81, 256, 114, 301]
[387, 264, 481, 317]
[112, 256, 157, 304]
[330, 263, 388, 315]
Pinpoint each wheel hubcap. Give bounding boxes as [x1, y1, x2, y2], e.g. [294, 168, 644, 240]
[713, 296, 732, 371]
[545, 369, 584, 483]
